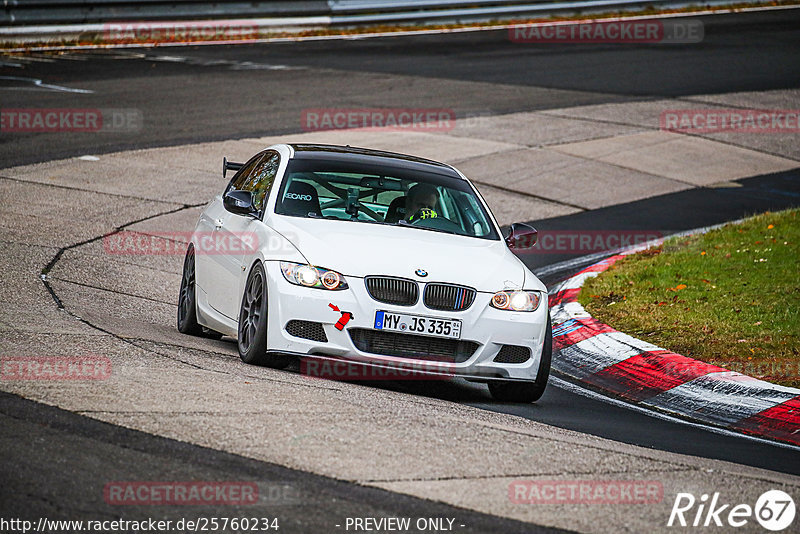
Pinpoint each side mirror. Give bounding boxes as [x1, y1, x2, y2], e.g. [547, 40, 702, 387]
[505, 222, 538, 250]
[223, 190, 256, 216]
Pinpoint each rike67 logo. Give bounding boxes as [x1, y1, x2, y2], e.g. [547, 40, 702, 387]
[668, 490, 795, 531]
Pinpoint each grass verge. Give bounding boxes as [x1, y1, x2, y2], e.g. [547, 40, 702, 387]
[579, 209, 800, 388]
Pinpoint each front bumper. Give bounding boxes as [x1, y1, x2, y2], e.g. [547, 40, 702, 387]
[263, 261, 548, 381]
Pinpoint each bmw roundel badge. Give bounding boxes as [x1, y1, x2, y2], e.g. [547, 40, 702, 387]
[415, 268, 428, 277]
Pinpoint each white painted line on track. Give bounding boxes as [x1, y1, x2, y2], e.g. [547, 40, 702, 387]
[0, 75, 94, 93]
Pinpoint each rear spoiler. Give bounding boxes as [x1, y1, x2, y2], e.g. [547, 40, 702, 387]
[222, 157, 244, 178]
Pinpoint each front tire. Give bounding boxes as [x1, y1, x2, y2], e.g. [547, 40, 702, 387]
[238, 262, 290, 368]
[489, 313, 552, 403]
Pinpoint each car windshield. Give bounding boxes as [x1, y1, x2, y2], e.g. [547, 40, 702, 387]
[274, 158, 499, 240]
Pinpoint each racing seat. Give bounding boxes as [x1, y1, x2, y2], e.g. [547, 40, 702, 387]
[383, 195, 407, 223]
[281, 181, 322, 218]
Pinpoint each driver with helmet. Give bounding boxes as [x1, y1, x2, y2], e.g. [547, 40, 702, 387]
[405, 183, 439, 223]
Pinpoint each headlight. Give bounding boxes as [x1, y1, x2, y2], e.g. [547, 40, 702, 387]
[280, 262, 348, 290]
[491, 290, 541, 312]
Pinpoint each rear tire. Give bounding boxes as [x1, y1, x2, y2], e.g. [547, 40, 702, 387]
[488, 313, 552, 403]
[177, 246, 203, 336]
[177, 246, 225, 339]
[238, 262, 291, 369]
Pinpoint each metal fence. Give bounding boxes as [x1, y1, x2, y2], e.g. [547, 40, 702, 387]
[2, 0, 741, 26]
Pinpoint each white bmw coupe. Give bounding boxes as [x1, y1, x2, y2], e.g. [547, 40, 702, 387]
[178, 144, 551, 402]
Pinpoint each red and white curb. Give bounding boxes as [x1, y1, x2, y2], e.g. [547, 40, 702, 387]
[547, 251, 800, 447]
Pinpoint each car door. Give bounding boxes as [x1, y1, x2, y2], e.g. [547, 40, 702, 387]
[210, 150, 280, 320]
[202, 153, 264, 318]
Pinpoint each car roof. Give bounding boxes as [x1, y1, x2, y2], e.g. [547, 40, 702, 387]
[288, 143, 462, 177]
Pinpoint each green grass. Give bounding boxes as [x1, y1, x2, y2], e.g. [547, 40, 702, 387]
[579, 209, 800, 388]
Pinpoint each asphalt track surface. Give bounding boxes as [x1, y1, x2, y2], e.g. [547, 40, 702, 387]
[2, 10, 800, 167]
[1, 8, 800, 528]
[0, 392, 555, 533]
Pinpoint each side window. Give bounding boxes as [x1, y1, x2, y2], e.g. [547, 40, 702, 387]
[243, 152, 280, 212]
[228, 154, 263, 192]
[227, 151, 280, 213]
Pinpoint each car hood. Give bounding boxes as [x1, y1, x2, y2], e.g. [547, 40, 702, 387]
[267, 216, 528, 292]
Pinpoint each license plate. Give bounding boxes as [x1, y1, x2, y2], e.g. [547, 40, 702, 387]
[374, 311, 461, 340]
